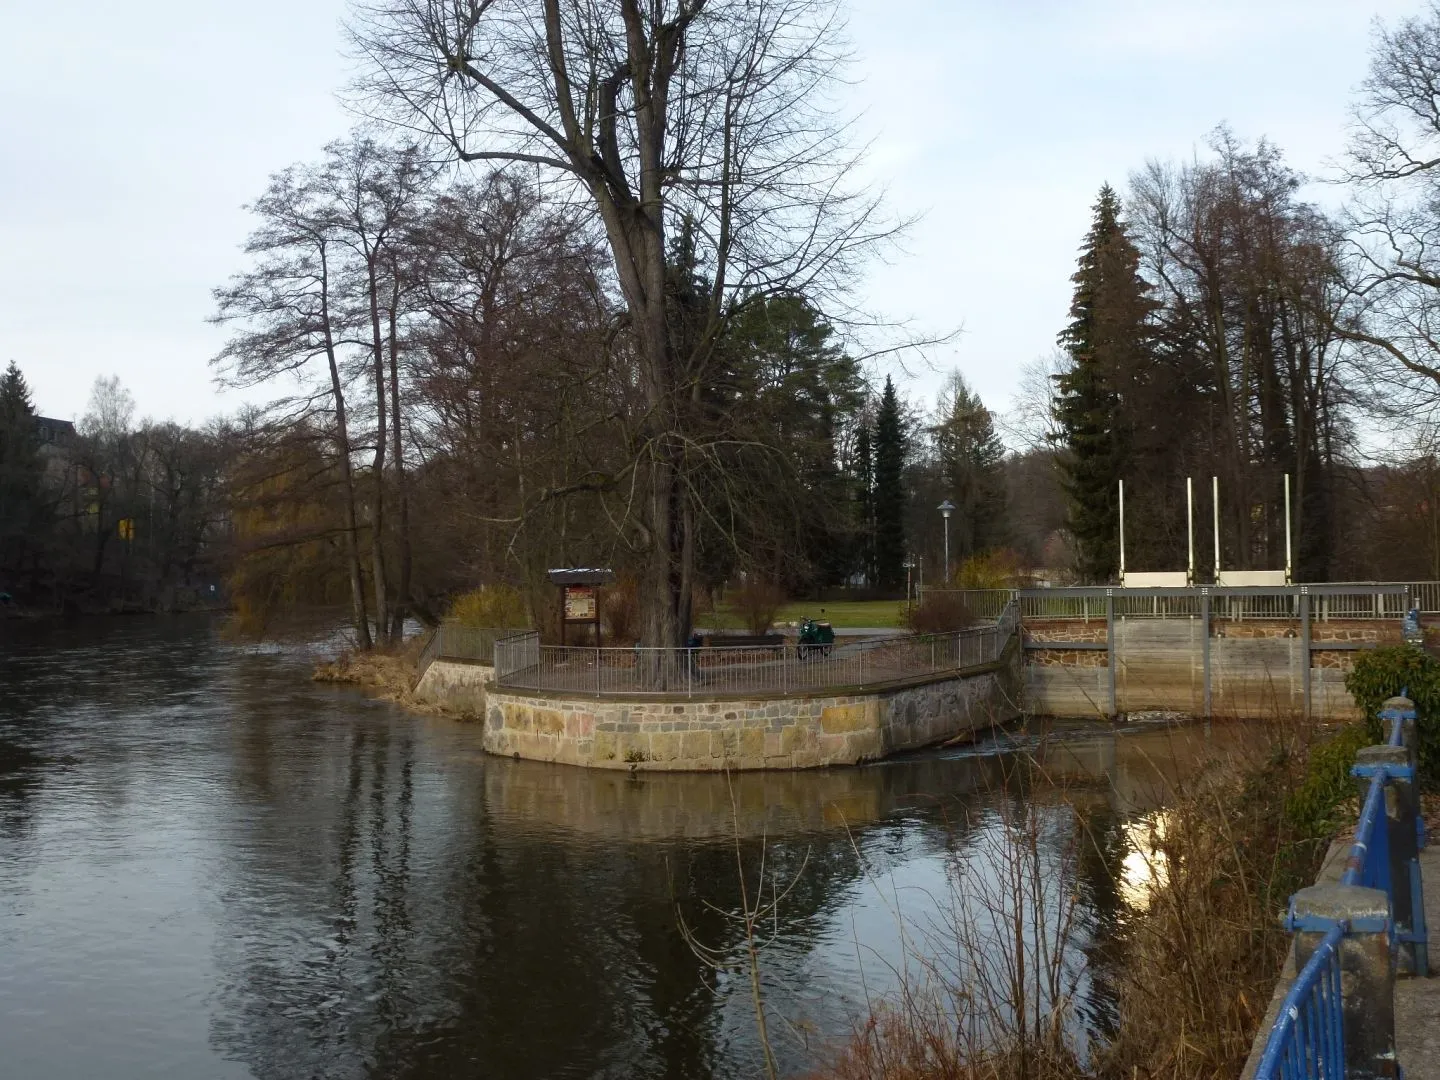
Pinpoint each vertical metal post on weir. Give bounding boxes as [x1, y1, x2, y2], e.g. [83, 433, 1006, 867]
[1201, 588, 1212, 719]
[1300, 589, 1311, 719]
[1106, 589, 1117, 717]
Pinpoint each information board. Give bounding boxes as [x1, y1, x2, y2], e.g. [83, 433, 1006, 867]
[563, 585, 597, 622]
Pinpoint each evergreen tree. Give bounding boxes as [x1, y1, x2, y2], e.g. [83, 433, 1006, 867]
[873, 376, 907, 588]
[1053, 185, 1156, 582]
[932, 371, 1008, 564]
[854, 420, 875, 584]
[0, 361, 44, 586]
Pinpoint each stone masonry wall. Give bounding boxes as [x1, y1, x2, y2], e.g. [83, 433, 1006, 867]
[482, 662, 1019, 771]
[414, 659, 493, 715]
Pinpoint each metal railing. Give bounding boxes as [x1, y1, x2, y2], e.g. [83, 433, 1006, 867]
[416, 624, 523, 679]
[1254, 694, 1429, 1078]
[1014, 584, 1414, 621]
[916, 588, 1018, 618]
[492, 603, 1019, 698]
[924, 582, 1440, 617]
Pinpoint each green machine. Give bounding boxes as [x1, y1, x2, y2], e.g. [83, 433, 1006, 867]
[796, 615, 835, 658]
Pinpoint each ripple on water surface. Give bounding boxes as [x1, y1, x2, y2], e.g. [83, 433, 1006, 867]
[0, 615, 1234, 1079]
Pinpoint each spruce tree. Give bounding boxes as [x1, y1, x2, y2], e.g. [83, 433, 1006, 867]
[854, 421, 875, 584]
[873, 376, 907, 588]
[1053, 185, 1155, 582]
[0, 361, 43, 586]
[932, 372, 1008, 562]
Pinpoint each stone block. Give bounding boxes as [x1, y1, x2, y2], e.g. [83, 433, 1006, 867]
[681, 731, 709, 760]
[739, 728, 764, 763]
[820, 703, 869, 734]
[650, 731, 679, 762]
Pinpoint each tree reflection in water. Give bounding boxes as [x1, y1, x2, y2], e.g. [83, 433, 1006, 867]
[0, 616, 1245, 1079]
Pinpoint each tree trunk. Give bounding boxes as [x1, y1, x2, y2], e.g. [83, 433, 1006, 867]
[321, 252, 371, 649]
[367, 259, 391, 645]
[386, 286, 411, 641]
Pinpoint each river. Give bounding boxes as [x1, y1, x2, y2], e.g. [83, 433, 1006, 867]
[0, 615, 1227, 1079]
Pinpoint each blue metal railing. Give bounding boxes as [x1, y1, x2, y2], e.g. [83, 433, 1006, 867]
[1254, 693, 1426, 1079]
[1254, 922, 1346, 1079]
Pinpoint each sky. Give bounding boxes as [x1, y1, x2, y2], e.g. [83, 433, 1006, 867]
[0, 0, 1425, 429]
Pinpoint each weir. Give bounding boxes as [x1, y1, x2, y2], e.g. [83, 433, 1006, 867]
[1018, 584, 1413, 720]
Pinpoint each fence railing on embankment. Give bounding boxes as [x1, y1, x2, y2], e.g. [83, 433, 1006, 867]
[1252, 694, 1430, 1079]
[491, 603, 1020, 698]
[416, 624, 524, 680]
[925, 583, 1429, 621]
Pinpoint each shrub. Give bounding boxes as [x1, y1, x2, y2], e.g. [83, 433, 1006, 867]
[603, 576, 641, 645]
[1345, 644, 1440, 784]
[905, 591, 975, 634]
[1283, 722, 1372, 841]
[446, 584, 530, 629]
[732, 577, 786, 635]
[951, 548, 1027, 589]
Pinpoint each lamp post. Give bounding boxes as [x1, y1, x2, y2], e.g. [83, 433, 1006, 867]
[937, 500, 955, 585]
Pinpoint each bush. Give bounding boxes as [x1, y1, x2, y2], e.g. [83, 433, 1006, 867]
[1283, 722, 1372, 841]
[905, 591, 975, 634]
[603, 576, 641, 645]
[446, 584, 530, 629]
[1345, 644, 1440, 784]
[732, 577, 786, 635]
[951, 548, 1028, 589]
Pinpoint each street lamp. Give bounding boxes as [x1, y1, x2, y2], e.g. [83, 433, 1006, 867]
[937, 500, 955, 584]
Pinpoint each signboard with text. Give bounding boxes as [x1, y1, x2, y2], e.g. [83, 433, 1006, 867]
[563, 586, 597, 622]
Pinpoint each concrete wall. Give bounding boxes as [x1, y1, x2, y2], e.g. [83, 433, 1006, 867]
[413, 659, 493, 715]
[481, 656, 1020, 771]
[1023, 617, 1400, 720]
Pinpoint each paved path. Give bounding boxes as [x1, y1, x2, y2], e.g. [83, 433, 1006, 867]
[1395, 840, 1440, 1078]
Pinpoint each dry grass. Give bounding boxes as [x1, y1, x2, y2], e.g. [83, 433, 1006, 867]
[312, 638, 440, 712]
[1096, 729, 1311, 1080]
[809, 718, 1335, 1080]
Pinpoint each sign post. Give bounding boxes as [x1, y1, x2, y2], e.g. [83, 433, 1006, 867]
[547, 568, 615, 647]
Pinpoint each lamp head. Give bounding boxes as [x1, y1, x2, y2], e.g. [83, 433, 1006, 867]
[937, 499, 955, 519]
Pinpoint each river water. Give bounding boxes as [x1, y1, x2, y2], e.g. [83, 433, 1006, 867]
[0, 615, 1227, 1079]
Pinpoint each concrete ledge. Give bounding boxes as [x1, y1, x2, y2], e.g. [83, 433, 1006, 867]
[489, 656, 1006, 705]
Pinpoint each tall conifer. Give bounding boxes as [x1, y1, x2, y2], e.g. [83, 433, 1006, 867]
[0, 362, 43, 583]
[873, 376, 907, 588]
[1053, 186, 1155, 582]
[854, 420, 876, 585]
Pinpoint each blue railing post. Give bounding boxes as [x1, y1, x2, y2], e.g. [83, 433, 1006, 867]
[1287, 884, 1398, 1078]
[1379, 695, 1429, 977]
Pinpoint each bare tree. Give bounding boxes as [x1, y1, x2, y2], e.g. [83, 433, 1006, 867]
[325, 137, 432, 644]
[212, 165, 374, 649]
[350, 0, 893, 647]
[1338, 5, 1440, 426]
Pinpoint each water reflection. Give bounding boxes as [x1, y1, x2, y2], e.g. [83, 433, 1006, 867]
[0, 617, 1246, 1079]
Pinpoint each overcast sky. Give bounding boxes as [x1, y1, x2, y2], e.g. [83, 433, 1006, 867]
[0, 0, 1422, 429]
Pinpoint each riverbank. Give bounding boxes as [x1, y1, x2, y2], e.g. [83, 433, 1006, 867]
[809, 715, 1370, 1080]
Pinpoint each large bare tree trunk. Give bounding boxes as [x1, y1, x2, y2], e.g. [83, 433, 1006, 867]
[366, 259, 392, 644]
[322, 255, 371, 650]
[386, 284, 412, 639]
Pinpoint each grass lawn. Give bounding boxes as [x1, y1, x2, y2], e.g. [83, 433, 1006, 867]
[704, 598, 908, 630]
